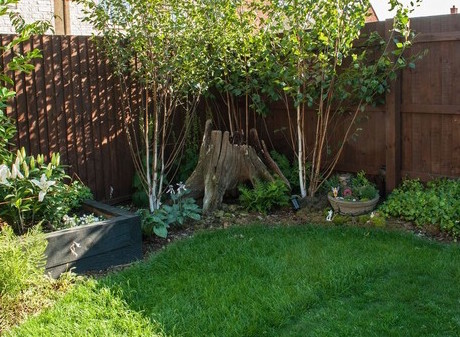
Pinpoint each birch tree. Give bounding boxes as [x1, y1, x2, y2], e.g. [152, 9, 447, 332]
[258, 0, 421, 197]
[79, 0, 211, 212]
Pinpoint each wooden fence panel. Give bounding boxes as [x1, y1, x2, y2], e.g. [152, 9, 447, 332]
[1, 14, 460, 200]
[1, 35, 135, 201]
[400, 15, 460, 180]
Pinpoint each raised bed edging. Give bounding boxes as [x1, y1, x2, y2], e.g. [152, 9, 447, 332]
[45, 200, 142, 278]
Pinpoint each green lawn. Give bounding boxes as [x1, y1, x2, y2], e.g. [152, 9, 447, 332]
[7, 225, 460, 337]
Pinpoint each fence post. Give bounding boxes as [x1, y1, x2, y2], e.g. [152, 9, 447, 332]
[385, 19, 402, 194]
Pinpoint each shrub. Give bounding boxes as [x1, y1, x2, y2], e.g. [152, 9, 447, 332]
[239, 178, 290, 214]
[379, 178, 460, 237]
[0, 149, 93, 234]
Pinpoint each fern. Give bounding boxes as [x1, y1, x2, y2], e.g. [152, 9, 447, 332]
[239, 178, 290, 214]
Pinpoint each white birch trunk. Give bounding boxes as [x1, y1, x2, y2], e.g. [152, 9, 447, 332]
[297, 104, 306, 198]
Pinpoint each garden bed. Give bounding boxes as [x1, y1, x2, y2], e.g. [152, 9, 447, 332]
[45, 200, 142, 278]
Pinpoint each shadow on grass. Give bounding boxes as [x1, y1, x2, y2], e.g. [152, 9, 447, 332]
[99, 225, 460, 337]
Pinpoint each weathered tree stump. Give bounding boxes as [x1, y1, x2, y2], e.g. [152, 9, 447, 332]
[186, 120, 288, 214]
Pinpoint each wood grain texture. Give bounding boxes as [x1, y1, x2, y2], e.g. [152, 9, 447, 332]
[45, 200, 142, 278]
[2, 35, 136, 200]
[2, 14, 460, 199]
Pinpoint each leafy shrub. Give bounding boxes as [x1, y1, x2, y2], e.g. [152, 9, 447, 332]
[239, 178, 290, 214]
[0, 149, 93, 234]
[379, 178, 460, 236]
[138, 183, 201, 238]
[0, 225, 76, 332]
[42, 180, 93, 231]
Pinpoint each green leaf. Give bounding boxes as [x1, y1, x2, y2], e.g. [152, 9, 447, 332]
[153, 225, 168, 238]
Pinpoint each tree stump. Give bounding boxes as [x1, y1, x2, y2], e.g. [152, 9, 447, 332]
[186, 119, 288, 214]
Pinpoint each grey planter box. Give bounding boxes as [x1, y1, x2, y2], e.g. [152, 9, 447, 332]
[45, 200, 142, 278]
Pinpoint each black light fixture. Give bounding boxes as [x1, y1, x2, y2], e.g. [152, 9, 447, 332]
[291, 195, 300, 211]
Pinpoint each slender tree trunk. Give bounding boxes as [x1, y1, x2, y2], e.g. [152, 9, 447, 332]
[151, 92, 161, 212]
[297, 103, 306, 197]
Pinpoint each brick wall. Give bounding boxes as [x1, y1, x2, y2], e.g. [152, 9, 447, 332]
[0, 0, 95, 35]
[69, 1, 94, 35]
[0, 0, 54, 34]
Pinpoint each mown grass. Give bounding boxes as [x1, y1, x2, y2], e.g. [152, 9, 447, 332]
[8, 225, 460, 337]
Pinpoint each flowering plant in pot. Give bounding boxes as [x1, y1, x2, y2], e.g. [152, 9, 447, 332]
[327, 171, 379, 215]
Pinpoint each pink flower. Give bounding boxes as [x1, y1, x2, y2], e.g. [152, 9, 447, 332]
[343, 188, 353, 197]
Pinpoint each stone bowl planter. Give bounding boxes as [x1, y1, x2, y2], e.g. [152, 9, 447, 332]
[327, 193, 379, 216]
[45, 200, 142, 278]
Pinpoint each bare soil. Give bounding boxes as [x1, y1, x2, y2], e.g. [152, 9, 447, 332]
[142, 202, 457, 260]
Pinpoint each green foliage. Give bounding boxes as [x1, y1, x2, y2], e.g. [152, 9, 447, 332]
[138, 183, 201, 238]
[0, 109, 16, 164]
[380, 178, 460, 236]
[351, 171, 379, 201]
[0, 0, 51, 164]
[6, 280, 166, 337]
[251, 0, 422, 197]
[0, 225, 75, 332]
[270, 150, 300, 192]
[332, 214, 349, 226]
[358, 212, 386, 228]
[79, 0, 212, 212]
[327, 171, 378, 201]
[0, 225, 47, 301]
[239, 178, 290, 214]
[0, 150, 93, 234]
[12, 225, 460, 336]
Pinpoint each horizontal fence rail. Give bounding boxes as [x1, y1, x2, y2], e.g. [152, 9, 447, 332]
[1, 14, 459, 200]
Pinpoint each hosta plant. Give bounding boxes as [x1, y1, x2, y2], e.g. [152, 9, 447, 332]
[138, 183, 201, 238]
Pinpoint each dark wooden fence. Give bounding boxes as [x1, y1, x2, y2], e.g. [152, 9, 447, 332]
[2, 14, 460, 200]
[255, 15, 460, 193]
[1, 35, 138, 201]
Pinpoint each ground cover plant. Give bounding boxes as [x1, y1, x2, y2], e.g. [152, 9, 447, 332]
[0, 226, 76, 333]
[8, 225, 460, 336]
[239, 178, 290, 213]
[380, 178, 460, 237]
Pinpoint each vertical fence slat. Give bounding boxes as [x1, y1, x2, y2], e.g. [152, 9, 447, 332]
[2, 14, 460, 199]
[87, 38, 105, 200]
[16, 41, 31, 152]
[33, 36, 50, 159]
[52, 35, 69, 165]
[70, 36, 87, 182]
[79, 36, 97, 195]
[97, 42, 113, 200]
[42, 35, 58, 157]
[385, 19, 402, 192]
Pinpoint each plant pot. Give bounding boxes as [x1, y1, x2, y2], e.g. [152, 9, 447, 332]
[327, 193, 379, 216]
[45, 200, 142, 278]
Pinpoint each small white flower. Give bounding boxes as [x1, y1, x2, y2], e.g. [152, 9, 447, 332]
[31, 173, 56, 202]
[0, 164, 11, 185]
[177, 182, 187, 193]
[166, 184, 175, 195]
